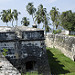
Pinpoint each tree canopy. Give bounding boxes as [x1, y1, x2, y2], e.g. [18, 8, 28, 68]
[0, 3, 75, 33]
[26, 2, 36, 23]
[0, 9, 21, 27]
[50, 7, 59, 30]
[0, 10, 9, 26]
[35, 4, 50, 33]
[60, 10, 75, 31]
[12, 9, 21, 26]
[21, 17, 30, 26]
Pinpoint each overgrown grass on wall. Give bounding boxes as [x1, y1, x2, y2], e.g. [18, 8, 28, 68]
[46, 47, 75, 75]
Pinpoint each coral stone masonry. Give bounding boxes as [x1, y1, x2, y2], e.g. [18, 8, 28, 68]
[0, 26, 50, 75]
[45, 34, 75, 61]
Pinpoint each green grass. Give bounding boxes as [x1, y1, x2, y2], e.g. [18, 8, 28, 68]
[46, 47, 75, 75]
[21, 71, 42, 75]
[69, 35, 75, 37]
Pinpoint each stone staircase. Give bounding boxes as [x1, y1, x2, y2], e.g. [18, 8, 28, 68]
[0, 54, 21, 75]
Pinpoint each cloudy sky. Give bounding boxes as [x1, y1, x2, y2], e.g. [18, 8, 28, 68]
[0, 0, 75, 27]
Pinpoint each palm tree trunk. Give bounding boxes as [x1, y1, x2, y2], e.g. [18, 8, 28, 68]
[6, 22, 8, 26]
[16, 20, 18, 26]
[32, 14, 34, 23]
[53, 22, 55, 48]
[45, 24, 47, 36]
[12, 19, 14, 27]
[52, 22, 54, 34]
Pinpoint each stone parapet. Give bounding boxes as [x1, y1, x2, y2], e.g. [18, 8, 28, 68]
[45, 34, 75, 61]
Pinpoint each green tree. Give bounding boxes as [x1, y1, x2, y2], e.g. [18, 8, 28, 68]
[21, 17, 30, 26]
[12, 9, 21, 26]
[26, 2, 36, 23]
[53, 29, 61, 34]
[35, 4, 50, 34]
[7, 9, 14, 27]
[0, 10, 9, 26]
[60, 10, 75, 31]
[50, 7, 59, 33]
[43, 14, 51, 33]
[46, 25, 51, 32]
[34, 10, 42, 25]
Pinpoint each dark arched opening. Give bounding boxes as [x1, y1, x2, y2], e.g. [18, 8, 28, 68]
[26, 61, 37, 72]
[73, 55, 75, 62]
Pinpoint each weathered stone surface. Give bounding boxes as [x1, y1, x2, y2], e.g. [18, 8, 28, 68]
[0, 54, 21, 75]
[45, 34, 75, 61]
[0, 26, 50, 75]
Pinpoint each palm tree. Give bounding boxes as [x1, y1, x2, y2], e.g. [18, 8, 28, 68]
[43, 14, 50, 34]
[21, 17, 30, 26]
[37, 4, 47, 22]
[50, 7, 59, 47]
[50, 7, 59, 33]
[34, 10, 42, 25]
[7, 9, 14, 27]
[35, 4, 50, 34]
[12, 9, 21, 26]
[0, 10, 9, 26]
[26, 2, 36, 23]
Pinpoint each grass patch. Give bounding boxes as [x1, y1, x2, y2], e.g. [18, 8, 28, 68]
[46, 47, 75, 75]
[21, 71, 42, 75]
[69, 35, 75, 37]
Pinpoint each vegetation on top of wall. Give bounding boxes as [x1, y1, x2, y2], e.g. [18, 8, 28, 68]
[53, 29, 61, 34]
[2, 48, 8, 56]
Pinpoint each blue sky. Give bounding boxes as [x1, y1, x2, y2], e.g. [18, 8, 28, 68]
[0, 0, 75, 27]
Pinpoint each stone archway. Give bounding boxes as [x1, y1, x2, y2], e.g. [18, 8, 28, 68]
[26, 61, 37, 72]
[22, 56, 39, 72]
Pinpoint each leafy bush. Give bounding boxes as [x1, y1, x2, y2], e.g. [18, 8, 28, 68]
[2, 48, 8, 56]
[53, 29, 61, 34]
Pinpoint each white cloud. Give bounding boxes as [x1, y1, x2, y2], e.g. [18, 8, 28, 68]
[49, 0, 57, 3]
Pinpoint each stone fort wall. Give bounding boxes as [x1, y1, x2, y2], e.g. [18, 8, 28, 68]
[0, 26, 51, 75]
[45, 34, 75, 61]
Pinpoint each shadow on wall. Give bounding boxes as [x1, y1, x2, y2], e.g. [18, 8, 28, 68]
[6, 57, 38, 74]
[4, 44, 50, 75]
[46, 49, 70, 75]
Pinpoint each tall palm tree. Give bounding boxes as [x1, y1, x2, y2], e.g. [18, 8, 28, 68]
[34, 10, 42, 25]
[50, 7, 59, 47]
[0, 10, 9, 26]
[50, 7, 59, 33]
[21, 17, 30, 26]
[26, 2, 36, 23]
[37, 4, 47, 22]
[35, 4, 50, 34]
[12, 9, 21, 26]
[7, 9, 14, 27]
[43, 14, 50, 34]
